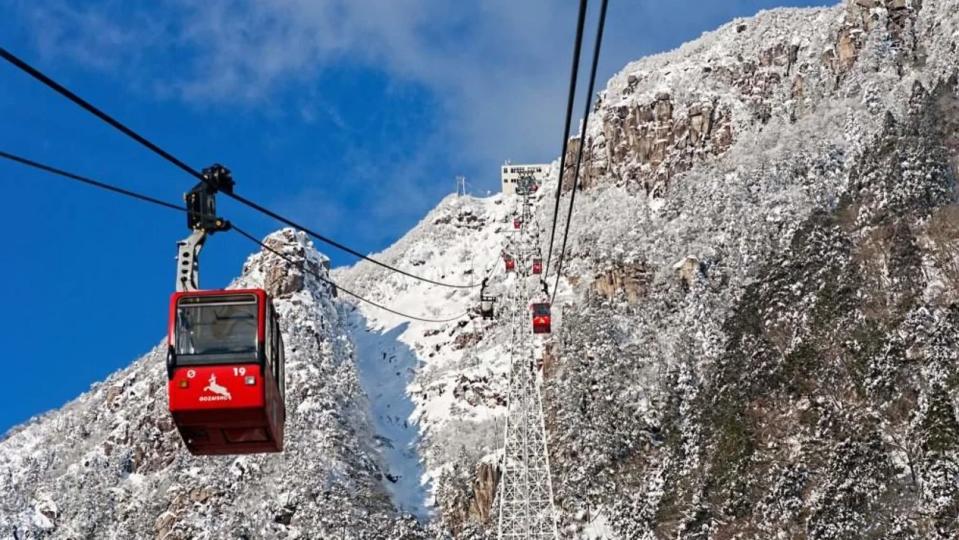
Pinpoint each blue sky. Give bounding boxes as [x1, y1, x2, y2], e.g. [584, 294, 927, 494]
[0, 0, 832, 434]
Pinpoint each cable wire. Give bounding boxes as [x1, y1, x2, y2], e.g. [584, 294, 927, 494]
[0, 149, 470, 323]
[0, 150, 182, 211]
[543, 0, 589, 278]
[551, 0, 608, 304]
[0, 48, 201, 182]
[0, 46, 479, 290]
[224, 189, 476, 290]
[232, 226, 469, 324]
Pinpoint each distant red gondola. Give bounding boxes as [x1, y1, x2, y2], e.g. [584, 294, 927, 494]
[504, 254, 516, 272]
[513, 218, 522, 229]
[531, 302, 551, 334]
[168, 289, 286, 455]
[532, 258, 543, 275]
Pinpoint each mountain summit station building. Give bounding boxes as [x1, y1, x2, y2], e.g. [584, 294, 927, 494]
[501, 163, 549, 195]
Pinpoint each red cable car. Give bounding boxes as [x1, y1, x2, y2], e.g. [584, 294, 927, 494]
[165, 168, 286, 455]
[532, 302, 551, 334]
[167, 289, 286, 455]
[532, 258, 543, 275]
[504, 254, 516, 272]
[513, 218, 522, 229]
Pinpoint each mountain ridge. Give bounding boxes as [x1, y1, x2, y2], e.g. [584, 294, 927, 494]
[3, 1, 959, 538]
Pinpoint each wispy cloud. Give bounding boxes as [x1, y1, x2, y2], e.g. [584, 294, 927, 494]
[13, 0, 590, 166]
[10, 0, 832, 257]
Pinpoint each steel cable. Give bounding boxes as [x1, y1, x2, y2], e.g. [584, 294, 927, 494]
[0, 149, 469, 323]
[232, 226, 470, 323]
[551, 0, 608, 304]
[0, 46, 479, 290]
[543, 0, 589, 278]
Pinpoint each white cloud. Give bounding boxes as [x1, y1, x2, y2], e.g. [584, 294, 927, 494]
[11, 0, 832, 254]
[16, 0, 588, 169]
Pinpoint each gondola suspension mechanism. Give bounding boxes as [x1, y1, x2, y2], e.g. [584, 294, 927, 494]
[479, 277, 496, 320]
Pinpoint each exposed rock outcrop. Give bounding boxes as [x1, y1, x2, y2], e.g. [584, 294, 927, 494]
[589, 262, 653, 303]
[563, 0, 926, 204]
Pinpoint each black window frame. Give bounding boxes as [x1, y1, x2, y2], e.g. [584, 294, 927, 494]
[174, 293, 261, 366]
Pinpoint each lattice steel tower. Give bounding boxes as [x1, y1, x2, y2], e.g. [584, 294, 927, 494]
[496, 211, 558, 539]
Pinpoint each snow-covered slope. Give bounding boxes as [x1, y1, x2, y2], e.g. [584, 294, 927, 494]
[0, 230, 422, 539]
[4, 1, 959, 538]
[333, 192, 531, 517]
[338, 1, 959, 538]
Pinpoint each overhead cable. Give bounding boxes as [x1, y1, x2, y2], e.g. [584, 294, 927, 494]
[552, 0, 609, 304]
[0, 47, 478, 290]
[0, 149, 182, 211]
[0, 149, 470, 324]
[232, 226, 469, 324]
[543, 0, 589, 278]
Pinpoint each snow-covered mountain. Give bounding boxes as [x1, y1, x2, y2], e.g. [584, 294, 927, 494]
[333, 191, 533, 536]
[3, 0, 959, 538]
[340, 0, 959, 537]
[0, 230, 423, 539]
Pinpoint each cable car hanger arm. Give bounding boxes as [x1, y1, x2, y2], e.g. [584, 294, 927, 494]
[176, 166, 232, 292]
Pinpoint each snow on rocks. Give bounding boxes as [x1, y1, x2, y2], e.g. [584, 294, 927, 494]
[0, 228, 424, 539]
[4, 1, 959, 538]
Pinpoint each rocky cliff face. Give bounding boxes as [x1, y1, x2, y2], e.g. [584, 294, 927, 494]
[340, 1, 959, 538]
[542, 0, 959, 537]
[565, 0, 936, 201]
[550, 83, 959, 538]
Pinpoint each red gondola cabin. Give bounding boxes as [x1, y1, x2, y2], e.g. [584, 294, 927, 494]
[532, 258, 543, 275]
[532, 302, 551, 334]
[167, 289, 286, 455]
[504, 255, 516, 272]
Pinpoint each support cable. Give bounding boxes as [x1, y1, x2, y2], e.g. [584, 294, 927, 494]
[0, 47, 478, 290]
[543, 0, 589, 278]
[0, 150, 181, 211]
[551, 0, 608, 304]
[0, 149, 469, 323]
[232, 226, 470, 323]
